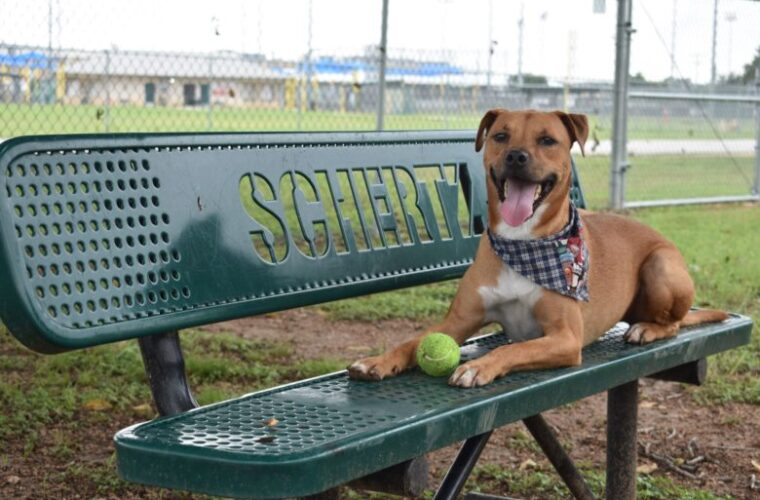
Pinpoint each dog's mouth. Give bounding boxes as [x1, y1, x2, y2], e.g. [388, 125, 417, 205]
[493, 173, 556, 227]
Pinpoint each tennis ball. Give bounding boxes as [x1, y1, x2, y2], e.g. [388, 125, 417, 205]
[416, 333, 460, 377]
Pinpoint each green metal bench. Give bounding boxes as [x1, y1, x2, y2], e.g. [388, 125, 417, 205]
[0, 131, 752, 499]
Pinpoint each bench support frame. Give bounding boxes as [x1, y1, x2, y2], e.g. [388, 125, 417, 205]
[435, 431, 494, 500]
[138, 331, 198, 417]
[606, 379, 639, 500]
[523, 414, 596, 500]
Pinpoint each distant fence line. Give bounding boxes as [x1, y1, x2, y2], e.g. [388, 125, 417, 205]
[1, 42, 758, 209]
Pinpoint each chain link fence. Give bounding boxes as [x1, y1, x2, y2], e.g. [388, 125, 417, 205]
[1, 0, 758, 209]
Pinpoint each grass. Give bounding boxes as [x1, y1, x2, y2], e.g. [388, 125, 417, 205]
[465, 463, 732, 500]
[575, 154, 756, 209]
[634, 205, 760, 404]
[1, 103, 755, 139]
[0, 326, 344, 444]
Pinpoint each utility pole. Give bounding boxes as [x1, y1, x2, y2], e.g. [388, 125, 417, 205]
[305, 0, 314, 112]
[670, 0, 677, 81]
[376, 0, 389, 131]
[725, 12, 736, 74]
[710, 0, 718, 85]
[517, 3, 524, 87]
[486, 0, 494, 89]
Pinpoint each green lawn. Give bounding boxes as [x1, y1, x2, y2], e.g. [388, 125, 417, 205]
[1, 103, 755, 140]
[576, 154, 756, 209]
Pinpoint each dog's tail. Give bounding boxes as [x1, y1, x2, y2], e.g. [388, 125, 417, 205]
[680, 309, 729, 327]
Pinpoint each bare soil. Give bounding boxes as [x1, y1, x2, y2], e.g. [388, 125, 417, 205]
[2, 309, 759, 499]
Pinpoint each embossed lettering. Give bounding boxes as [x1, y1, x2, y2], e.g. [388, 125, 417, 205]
[239, 161, 484, 264]
[239, 173, 288, 264]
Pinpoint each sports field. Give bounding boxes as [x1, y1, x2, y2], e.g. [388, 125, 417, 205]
[2, 103, 756, 209]
[1, 103, 756, 140]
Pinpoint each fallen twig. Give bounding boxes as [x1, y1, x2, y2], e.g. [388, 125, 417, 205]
[687, 437, 699, 458]
[638, 442, 701, 480]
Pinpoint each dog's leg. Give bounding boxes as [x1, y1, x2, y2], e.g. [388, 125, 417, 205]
[347, 269, 487, 381]
[450, 296, 583, 388]
[624, 246, 695, 344]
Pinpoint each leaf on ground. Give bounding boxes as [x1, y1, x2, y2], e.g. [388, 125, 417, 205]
[6, 475, 20, 484]
[639, 401, 656, 409]
[82, 399, 112, 411]
[518, 458, 537, 471]
[637, 462, 658, 475]
[751, 459, 760, 473]
[262, 417, 279, 427]
[132, 403, 153, 418]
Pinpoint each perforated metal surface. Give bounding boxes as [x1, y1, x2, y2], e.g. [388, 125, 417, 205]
[0, 133, 588, 353]
[0, 132, 485, 351]
[116, 315, 751, 498]
[5, 156, 184, 330]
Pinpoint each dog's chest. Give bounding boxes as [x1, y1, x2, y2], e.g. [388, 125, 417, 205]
[477, 266, 544, 342]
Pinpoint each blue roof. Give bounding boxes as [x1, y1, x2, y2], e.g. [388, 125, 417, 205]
[0, 51, 56, 69]
[297, 57, 463, 77]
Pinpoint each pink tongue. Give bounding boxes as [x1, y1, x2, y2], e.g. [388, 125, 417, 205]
[500, 179, 538, 227]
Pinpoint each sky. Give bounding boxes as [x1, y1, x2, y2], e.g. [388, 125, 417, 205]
[1, 0, 758, 84]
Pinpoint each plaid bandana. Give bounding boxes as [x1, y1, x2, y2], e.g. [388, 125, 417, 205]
[487, 203, 590, 301]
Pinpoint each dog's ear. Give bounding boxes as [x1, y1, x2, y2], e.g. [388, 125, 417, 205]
[475, 108, 505, 152]
[554, 111, 589, 157]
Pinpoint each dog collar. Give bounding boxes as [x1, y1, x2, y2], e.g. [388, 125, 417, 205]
[487, 203, 590, 302]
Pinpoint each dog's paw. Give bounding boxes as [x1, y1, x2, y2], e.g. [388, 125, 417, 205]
[624, 322, 677, 345]
[347, 355, 404, 381]
[448, 361, 498, 388]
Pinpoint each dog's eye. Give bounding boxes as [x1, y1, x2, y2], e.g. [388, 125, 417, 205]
[539, 136, 557, 146]
[492, 133, 509, 143]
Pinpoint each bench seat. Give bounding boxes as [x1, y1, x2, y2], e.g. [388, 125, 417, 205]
[115, 315, 751, 498]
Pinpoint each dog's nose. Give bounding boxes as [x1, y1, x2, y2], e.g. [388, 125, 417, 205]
[505, 149, 530, 169]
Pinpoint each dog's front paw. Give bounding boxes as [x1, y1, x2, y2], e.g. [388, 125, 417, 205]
[624, 322, 678, 345]
[347, 355, 406, 381]
[448, 361, 499, 388]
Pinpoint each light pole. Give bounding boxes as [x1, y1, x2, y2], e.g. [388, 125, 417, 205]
[517, 2, 524, 87]
[376, 0, 389, 131]
[670, 0, 678, 81]
[725, 12, 736, 75]
[710, 0, 718, 85]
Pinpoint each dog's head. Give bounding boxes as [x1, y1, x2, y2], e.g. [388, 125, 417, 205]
[475, 109, 588, 237]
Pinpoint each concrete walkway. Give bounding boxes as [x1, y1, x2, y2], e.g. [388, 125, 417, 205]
[579, 139, 755, 156]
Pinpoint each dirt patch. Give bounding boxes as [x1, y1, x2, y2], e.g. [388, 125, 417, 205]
[203, 307, 429, 361]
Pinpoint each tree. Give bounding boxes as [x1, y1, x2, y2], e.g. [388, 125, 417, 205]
[740, 46, 760, 83]
[724, 46, 760, 84]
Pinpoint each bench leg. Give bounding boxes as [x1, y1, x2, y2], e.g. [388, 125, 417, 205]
[523, 414, 596, 500]
[606, 379, 638, 500]
[434, 431, 493, 500]
[138, 330, 198, 417]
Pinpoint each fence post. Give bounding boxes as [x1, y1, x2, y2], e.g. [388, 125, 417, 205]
[754, 68, 760, 196]
[104, 48, 111, 133]
[376, 0, 389, 131]
[610, 0, 633, 210]
[207, 56, 213, 131]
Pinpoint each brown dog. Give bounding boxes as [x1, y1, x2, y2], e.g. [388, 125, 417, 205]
[348, 109, 727, 388]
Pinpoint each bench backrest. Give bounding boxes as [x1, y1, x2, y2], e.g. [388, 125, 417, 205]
[0, 132, 584, 353]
